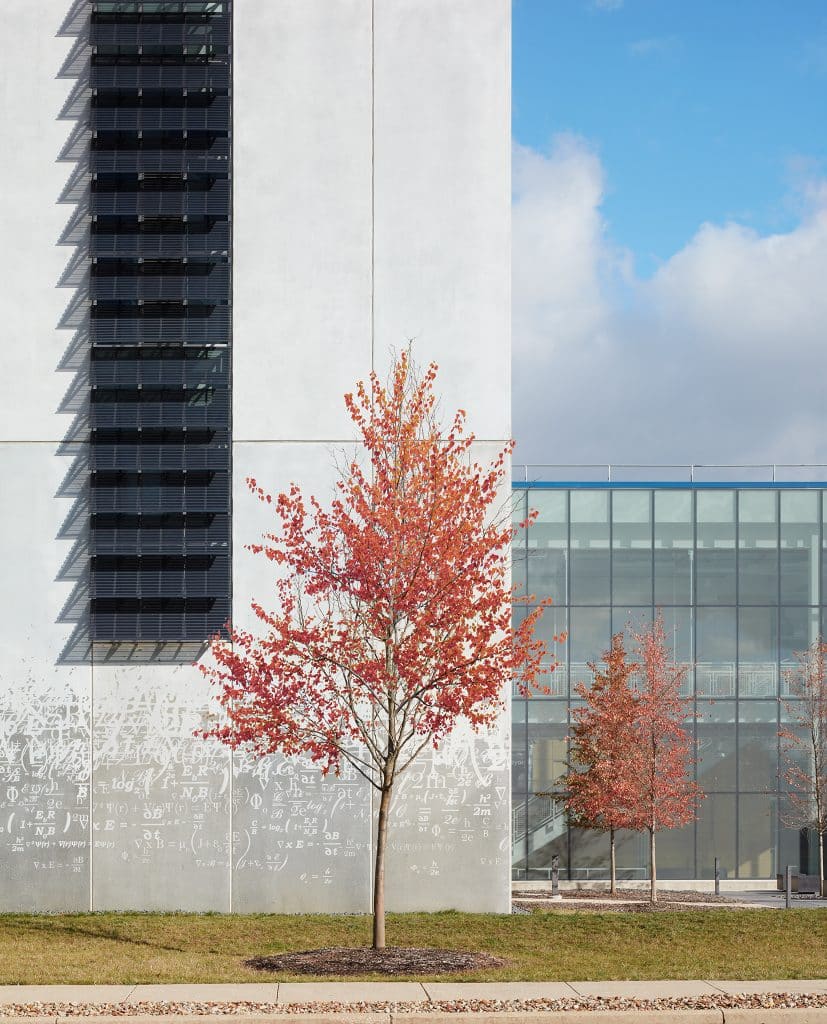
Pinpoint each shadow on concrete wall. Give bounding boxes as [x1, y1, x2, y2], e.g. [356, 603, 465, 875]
[54, 0, 207, 667]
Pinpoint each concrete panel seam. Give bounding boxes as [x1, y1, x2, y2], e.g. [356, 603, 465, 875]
[370, 0, 375, 375]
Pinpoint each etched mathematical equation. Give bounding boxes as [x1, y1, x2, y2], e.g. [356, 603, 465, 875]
[0, 673, 511, 911]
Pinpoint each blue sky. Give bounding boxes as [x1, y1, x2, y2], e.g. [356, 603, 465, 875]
[511, 0, 827, 468]
[513, 0, 827, 278]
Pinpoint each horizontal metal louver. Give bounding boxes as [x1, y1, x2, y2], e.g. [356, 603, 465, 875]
[86, 0, 232, 646]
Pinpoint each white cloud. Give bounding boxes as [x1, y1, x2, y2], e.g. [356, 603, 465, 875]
[628, 36, 679, 58]
[512, 135, 827, 472]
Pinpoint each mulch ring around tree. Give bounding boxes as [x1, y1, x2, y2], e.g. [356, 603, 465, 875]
[245, 946, 507, 976]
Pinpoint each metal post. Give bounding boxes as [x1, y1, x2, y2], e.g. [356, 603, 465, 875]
[714, 857, 720, 897]
[551, 854, 561, 900]
[785, 864, 793, 909]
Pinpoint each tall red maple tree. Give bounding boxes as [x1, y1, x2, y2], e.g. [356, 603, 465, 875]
[200, 352, 550, 947]
[780, 637, 827, 897]
[628, 614, 701, 903]
[564, 633, 640, 894]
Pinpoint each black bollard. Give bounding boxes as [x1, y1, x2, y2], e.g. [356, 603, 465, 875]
[551, 854, 560, 900]
[714, 856, 720, 897]
[785, 864, 793, 909]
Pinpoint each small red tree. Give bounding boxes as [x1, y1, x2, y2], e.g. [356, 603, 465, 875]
[628, 614, 701, 903]
[780, 637, 827, 897]
[200, 352, 549, 948]
[564, 633, 640, 894]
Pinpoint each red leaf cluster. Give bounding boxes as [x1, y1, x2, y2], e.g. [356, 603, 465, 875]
[566, 617, 700, 836]
[563, 615, 702, 899]
[565, 633, 641, 834]
[626, 614, 701, 836]
[199, 351, 553, 788]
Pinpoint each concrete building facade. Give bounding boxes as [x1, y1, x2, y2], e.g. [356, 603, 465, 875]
[0, 0, 512, 913]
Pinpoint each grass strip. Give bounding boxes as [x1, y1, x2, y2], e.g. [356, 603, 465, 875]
[1, 909, 825, 984]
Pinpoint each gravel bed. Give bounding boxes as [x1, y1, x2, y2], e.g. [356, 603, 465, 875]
[2, 994, 827, 1016]
[513, 889, 739, 904]
[512, 889, 746, 912]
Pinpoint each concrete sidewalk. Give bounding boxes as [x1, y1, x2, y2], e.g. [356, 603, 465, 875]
[1, 980, 827, 1001]
[0, 982, 827, 1022]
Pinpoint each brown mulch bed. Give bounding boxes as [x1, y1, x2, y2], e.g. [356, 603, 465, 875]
[245, 945, 506, 976]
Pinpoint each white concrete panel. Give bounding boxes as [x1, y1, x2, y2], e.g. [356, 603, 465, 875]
[232, 440, 345, 630]
[383, 440, 512, 913]
[230, 441, 372, 910]
[373, 0, 511, 442]
[231, 441, 510, 912]
[91, 662, 232, 912]
[232, 751, 372, 913]
[232, 0, 373, 442]
[384, 719, 511, 913]
[0, 443, 91, 910]
[0, 3, 81, 442]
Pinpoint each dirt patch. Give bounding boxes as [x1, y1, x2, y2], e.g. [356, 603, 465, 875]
[245, 945, 506, 976]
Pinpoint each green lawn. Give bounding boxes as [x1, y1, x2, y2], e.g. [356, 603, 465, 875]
[1, 910, 825, 984]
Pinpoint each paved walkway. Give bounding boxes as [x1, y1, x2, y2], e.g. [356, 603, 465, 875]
[1, 982, 827, 1022]
[731, 890, 827, 908]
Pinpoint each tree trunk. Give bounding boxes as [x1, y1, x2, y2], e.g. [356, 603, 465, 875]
[610, 828, 616, 895]
[649, 828, 657, 904]
[373, 785, 393, 949]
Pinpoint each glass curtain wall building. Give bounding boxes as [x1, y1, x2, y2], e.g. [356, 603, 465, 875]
[512, 477, 826, 882]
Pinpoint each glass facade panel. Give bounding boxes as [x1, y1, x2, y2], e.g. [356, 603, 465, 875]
[739, 490, 778, 604]
[512, 484, 827, 882]
[696, 491, 736, 604]
[778, 701, 811, 785]
[696, 701, 736, 790]
[780, 607, 820, 697]
[569, 606, 611, 689]
[612, 491, 652, 605]
[655, 490, 693, 605]
[696, 607, 736, 697]
[511, 698, 528, 875]
[738, 794, 777, 878]
[512, 490, 527, 594]
[738, 607, 778, 697]
[612, 606, 652, 646]
[697, 794, 737, 878]
[738, 700, 778, 792]
[780, 492, 819, 604]
[660, 606, 694, 694]
[823, 492, 827, 603]
[657, 822, 695, 879]
[570, 491, 610, 605]
[526, 721, 569, 876]
[526, 491, 567, 604]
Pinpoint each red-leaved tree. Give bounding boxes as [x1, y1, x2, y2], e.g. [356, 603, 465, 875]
[200, 352, 550, 948]
[564, 633, 640, 894]
[780, 637, 827, 897]
[628, 614, 702, 903]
